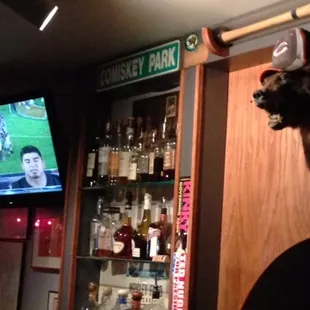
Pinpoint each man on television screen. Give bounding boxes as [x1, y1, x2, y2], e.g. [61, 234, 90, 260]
[11, 145, 61, 189]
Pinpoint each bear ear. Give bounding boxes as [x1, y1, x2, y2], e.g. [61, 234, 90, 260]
[260, 68, 282, 84]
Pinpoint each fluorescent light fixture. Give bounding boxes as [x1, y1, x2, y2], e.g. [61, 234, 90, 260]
[39, 5, 58, 31]
[0, 0, 59, 31]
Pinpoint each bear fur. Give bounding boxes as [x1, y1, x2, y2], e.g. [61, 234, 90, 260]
[253, 68, 310, 130]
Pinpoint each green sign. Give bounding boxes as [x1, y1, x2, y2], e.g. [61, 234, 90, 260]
[97, 40, 180, 91]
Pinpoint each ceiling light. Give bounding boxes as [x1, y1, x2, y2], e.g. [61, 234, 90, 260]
[0, 0, 59, 31]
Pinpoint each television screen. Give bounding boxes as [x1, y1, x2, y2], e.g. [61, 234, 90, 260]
[0, 97, 62, 196]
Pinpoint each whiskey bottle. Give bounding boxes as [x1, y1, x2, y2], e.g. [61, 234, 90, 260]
[163, 119, 176, 180]
[132, 193, 152, 259]
[84, 127, 100, 187]
[128, 117, 143, 184]
[98, 120, 112, 186]
[119, 117, 135, 184]
[81, 282, 99, 310]
[146, 197, 170, 260]
[113, 192, 134, 259]
[89, 197, 103, 256]
[108, 120, 122, 185]
[97, 207, 113, 257]
[128, 291, 143, 310]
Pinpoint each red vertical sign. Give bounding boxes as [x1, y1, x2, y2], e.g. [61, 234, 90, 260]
[172, 177, 191, 310]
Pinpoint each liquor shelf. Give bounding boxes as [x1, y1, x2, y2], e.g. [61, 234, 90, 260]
[81, 180, 174, 191]
[77, 255, 170, 265]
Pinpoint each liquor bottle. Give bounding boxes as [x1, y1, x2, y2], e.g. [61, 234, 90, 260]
[98, 120, 112, 186]
[81, 282, 99, 310]
[153, 119, 166, 182]
[113, 192, 134, 259]
[144, 116, 152, 150]
[137, 133, 149, 182]
[89, 197, 103, 256]
[163, 119, 176, 180]
[146, 197, 170, 260]
[112, 289, 129, 310]
[143, 278, 167, 310]
[108, 120, 122, 185]
[127, 291, 143, 310]
[84, 126, 100, 187]
[119, 117, 135, 184]
[97, 207, 113, 257]
[132, 193, 152, 259]
[148, 129, 156, 182]
[128, 117, 143, 184]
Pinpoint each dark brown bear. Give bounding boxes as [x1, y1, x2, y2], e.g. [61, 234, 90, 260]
[253, 67, 310, 130]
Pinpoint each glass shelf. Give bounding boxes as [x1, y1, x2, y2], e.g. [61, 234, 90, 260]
[76, 255, 170, 265]
[81, 180, 174, 191]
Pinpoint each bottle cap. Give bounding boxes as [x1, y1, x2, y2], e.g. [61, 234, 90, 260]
[118, 289, 129, 297]
[144, 193, 152, 210]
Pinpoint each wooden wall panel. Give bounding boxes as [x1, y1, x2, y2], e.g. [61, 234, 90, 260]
[218, 63, 310, 310]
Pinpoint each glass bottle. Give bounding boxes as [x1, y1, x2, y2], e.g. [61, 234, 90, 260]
[119, 117, 135, 184]
[128, 117, 143, 184]
[163, 119, 176, 181]
[148, 129, 157, 182]
[108, 120, 122, 185]
[84, 125, 100, 187]
[81, 282, 99, 310]
[113, 192, 134, 259]
[143, 278, 167, 310]
[153, 119, 166, 182]
[112, 289, 129, 310]
[146, 197, 171, 260]
[132, 193, 152, 260]
[89, 197, 103, 256]
[127, 291, 143, 310]
[97, 207, 113, 257]
[137, 132, 149, 182]
[98, 120, 112, 186]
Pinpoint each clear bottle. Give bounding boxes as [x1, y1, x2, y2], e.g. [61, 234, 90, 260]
[147, 129, 157, 182]
[137, 134, 149, 182]
[143, 278, 166, 310]
[84, 125, 100, 187]
[108, 120, 122, 185]
[153, 119, 166, 182]
[89, 197, 103, 256]
[119, 117, 135, 184]
[128, 117, 143, 184]
[81, 282, 100, 310]
[112, 289, 129, 310]
[132, 193, 152, 260]
[163, 119, 176, 181]
[113, 192, 134, 259]
[98, 120, 112, 186]
[97, 207, 113, 257]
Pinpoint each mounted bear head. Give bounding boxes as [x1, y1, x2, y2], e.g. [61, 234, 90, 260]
[253, 67, 310, 130]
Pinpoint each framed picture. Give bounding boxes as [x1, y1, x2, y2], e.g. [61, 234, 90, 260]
[0, 208, 28, 240]
[165, 95, 177, 118]
[47, 291, 58, 310]
[32, 208, 63, 270]
[0, 241, 23, 310]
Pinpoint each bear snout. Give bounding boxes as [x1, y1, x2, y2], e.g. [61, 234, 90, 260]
[253, 89, 266, 109]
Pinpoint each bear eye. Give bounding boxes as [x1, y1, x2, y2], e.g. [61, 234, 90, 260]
[279, 73, 289, 82]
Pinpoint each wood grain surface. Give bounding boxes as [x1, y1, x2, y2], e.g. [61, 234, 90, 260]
[218, 63, 310, 310]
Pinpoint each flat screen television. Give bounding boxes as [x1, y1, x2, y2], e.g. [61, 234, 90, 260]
[0, 96, 63, 196]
